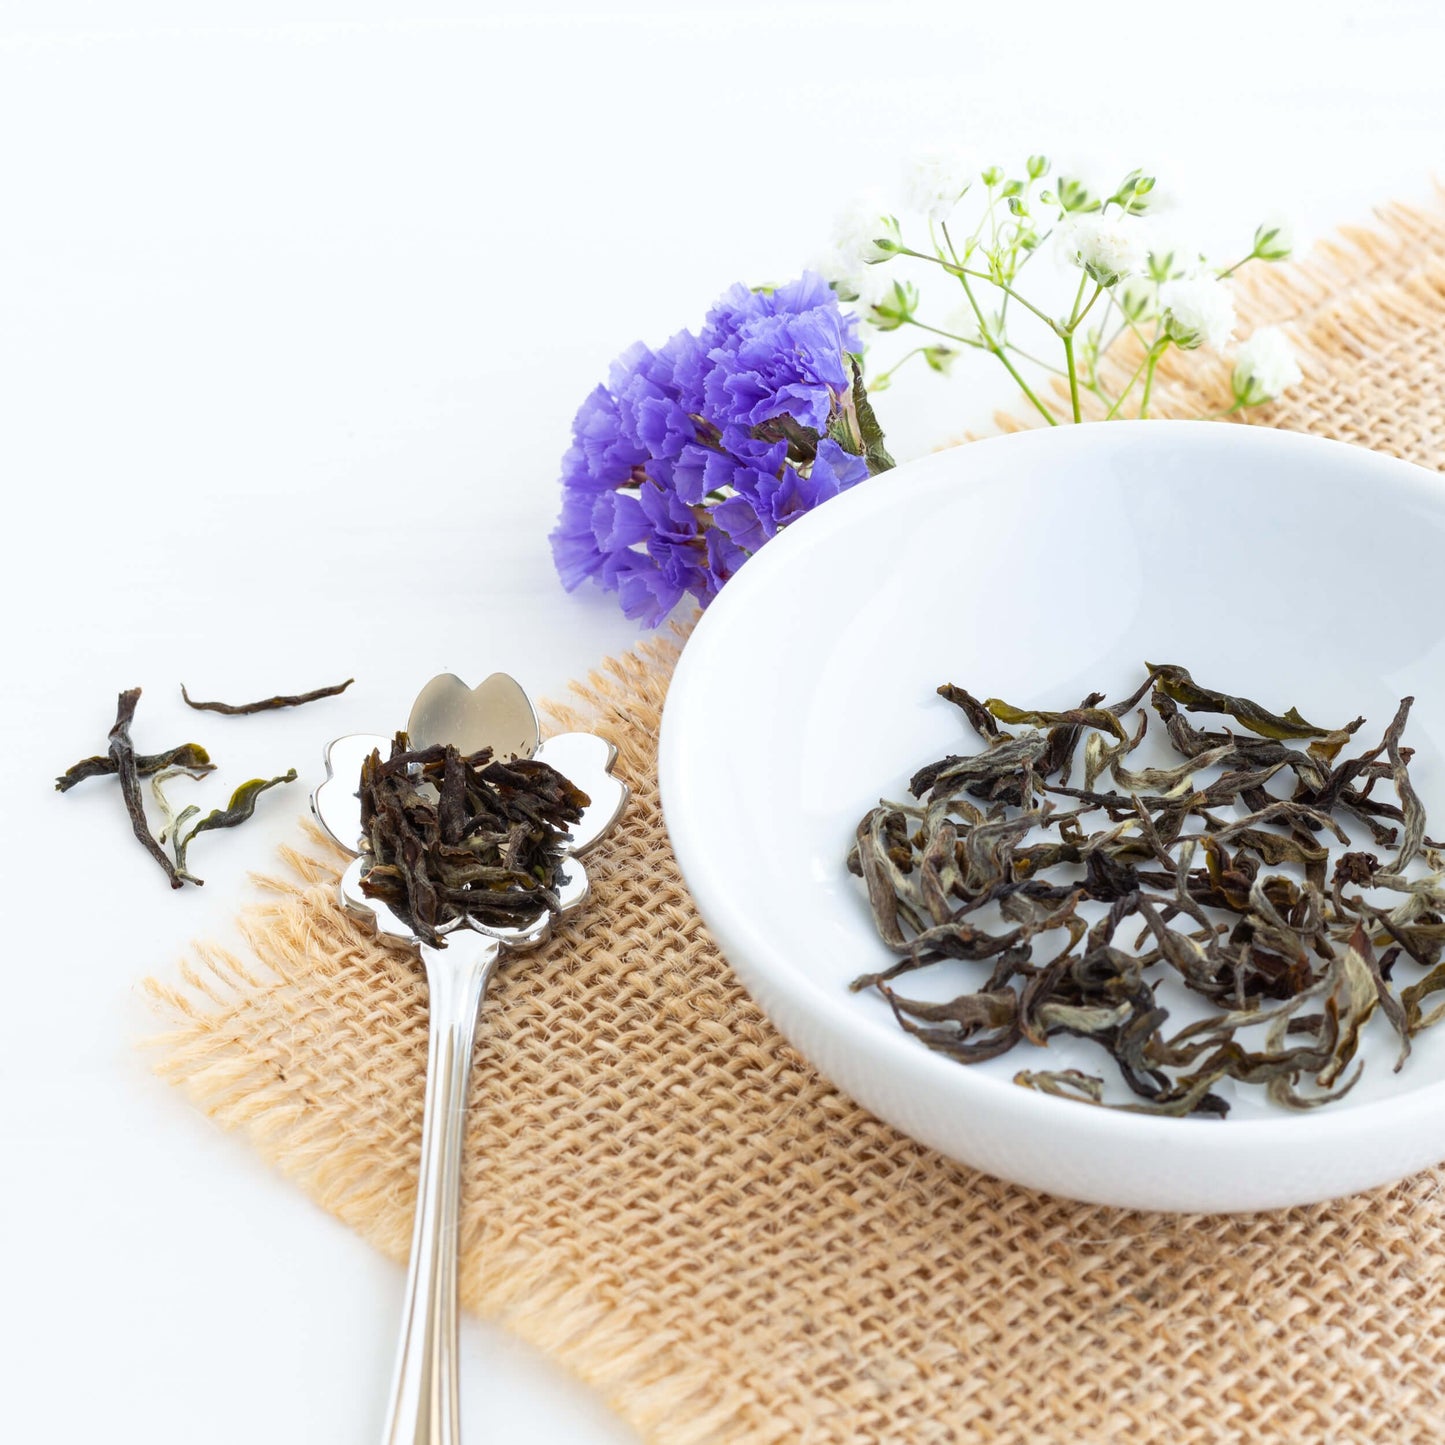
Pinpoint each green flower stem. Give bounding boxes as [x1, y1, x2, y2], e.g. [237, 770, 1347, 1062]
[958, 272, 1058, 426]
[1071, 282, 1104, 332]
[1091, 288, 1118, 353]
[895, 245, 1060, 332]
[926, 217, 952, 267]
[1204, 398, 1250, 420]
[1216, 251, 1258, 279]
[901, 318, 985, 349]
[1061, 332, 1082, 422]
[903, 316, 1066, 377]
[1066, 272, 1089, 328]
[939, 220, 965, 270]
[1004, 343, 1069, 377]
[1106, 303, 1155, 354]
[1102, 347, 1155, 420]
[1138, 344, 1163, 418]
[869, 344, 970, 390]
[1059, 280, 1103, 420]
[871, 347, 929, 387]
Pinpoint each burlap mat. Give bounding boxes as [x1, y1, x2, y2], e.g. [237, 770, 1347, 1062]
[148, 198, 1445, 1444]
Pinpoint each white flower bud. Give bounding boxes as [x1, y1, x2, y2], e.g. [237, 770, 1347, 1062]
[832, 194, 902, 271]
[1059, 213, 1150, 287]
[810, 245, 862, 301]
[1232, 326, 1303, 405]
[1252, 220, 1293, 262]
[1160, 274, 1237, 350]
[905, 150, 974, 224]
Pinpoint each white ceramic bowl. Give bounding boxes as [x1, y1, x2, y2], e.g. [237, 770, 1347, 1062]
[659, 421, 1445, 1212]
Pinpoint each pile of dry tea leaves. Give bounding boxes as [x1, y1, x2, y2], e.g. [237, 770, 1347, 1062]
[358, 734, 590, 947]
[848, 664, 1445, 1116]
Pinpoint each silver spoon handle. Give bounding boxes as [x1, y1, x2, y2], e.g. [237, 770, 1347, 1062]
[381, 934, 501, 1445]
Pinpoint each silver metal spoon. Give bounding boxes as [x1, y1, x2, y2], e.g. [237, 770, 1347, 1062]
[312, 674, 627, 1445]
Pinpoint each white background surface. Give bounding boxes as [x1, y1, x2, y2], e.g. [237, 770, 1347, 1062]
[2, 2, 1442, 1440]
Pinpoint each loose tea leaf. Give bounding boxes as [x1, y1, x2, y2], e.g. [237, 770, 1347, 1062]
[358, 734, 590, 948]
[172, 770, 299, 878]
[851, 664, 1444, 1116]
[151, 765, 208, 885]
[1146, 662, 1354, 748]
[180, 678, 354, 714]
[55, 741, 213, 793]
[103, 688, 186, 888]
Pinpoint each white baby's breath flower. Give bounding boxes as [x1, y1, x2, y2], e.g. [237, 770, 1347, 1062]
[1160, 274, 1236, 350]
[1232, 326, 1302, 405]
[905, 149, 974, 224]
[810, 243, 864, 301]
[832, 193, 902, 272]
[1059, 213, 1150, 287]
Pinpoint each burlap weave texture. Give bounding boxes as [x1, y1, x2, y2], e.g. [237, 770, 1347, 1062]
[149, 199, 1445, 1444]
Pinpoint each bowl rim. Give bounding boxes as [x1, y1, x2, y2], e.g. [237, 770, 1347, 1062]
[659, 419, 1445, 1159]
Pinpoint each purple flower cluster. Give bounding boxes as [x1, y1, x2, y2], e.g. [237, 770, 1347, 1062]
[550, 273, 879, 625]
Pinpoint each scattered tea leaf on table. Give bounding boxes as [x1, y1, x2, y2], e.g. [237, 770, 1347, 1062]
[55, 741, 212, 793]
[150, 765, 208, 885]
[173, 770, 299, 878]
[106, 688, 185, 889]
[180, 678, 354, 714]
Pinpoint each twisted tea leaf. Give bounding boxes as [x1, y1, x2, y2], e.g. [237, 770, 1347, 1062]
[181, 678, 354, 715]
[104, 689, 185, 888]
[937, 683, 1001, 741]
[150, 766, 208, 885]
[55, 741, 213, 792]
[173, 770, 299, 879]
[1146, 661, 1354, 749]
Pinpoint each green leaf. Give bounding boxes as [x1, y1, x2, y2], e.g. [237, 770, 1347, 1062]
[849, 358, 894, 474]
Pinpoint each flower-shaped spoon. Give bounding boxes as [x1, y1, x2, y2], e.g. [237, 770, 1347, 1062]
[312, 673, 626, 1445]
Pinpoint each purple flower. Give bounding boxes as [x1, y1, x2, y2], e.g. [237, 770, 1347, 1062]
[701, 274, 860, 434]
[550, 272, 889, 626]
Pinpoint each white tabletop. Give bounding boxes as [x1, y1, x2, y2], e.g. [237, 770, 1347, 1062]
[4, 3, 1443, 1439]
